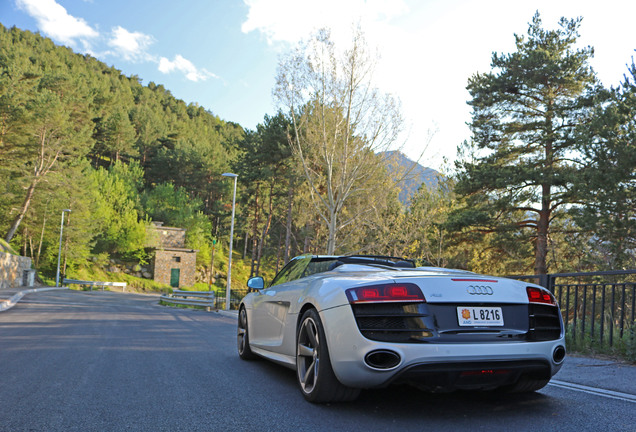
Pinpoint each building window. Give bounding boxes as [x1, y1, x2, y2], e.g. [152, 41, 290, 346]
[173, 256, 181, 263]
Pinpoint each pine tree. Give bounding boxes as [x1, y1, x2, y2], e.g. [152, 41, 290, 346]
[574, 59, 636, 267]
[453, 13, 598, 275]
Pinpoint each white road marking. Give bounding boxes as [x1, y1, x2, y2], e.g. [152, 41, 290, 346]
[549, 379, 636, 404]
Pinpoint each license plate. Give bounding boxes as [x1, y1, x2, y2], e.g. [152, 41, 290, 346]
[457, 307, 504, 326]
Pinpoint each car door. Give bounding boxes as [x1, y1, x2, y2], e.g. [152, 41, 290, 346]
[249, 255, 312, 350]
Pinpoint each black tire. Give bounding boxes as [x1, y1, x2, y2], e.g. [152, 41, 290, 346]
[504, 376, 550, 393]
[238, 307, 257, 360]
[296, 308, 360, 403]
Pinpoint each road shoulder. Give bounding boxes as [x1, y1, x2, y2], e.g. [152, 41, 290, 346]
[554, 353, 636, 396]
[0, 286, 69, 312]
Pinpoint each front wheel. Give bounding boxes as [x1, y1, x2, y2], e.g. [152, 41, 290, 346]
[296, 308, 360, 403]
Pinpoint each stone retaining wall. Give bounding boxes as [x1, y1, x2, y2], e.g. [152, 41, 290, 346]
[0, 251, 33, 290]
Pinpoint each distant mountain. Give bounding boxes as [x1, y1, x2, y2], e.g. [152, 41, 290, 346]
[380, 151, 443, 204]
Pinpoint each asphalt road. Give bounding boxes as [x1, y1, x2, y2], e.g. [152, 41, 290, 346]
[0, 290, 634, 432]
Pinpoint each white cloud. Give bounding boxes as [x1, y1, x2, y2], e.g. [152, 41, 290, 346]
[241, 0, 408, 46]
[158, 55, 217, 82]
[107, 26, 154, 62]
[16, 0, 98, 45]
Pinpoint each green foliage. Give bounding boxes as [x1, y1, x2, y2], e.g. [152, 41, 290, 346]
[69, 265, 171, 293]
[565, 323, 636, 363]
[0, 27, 95, 243]
[110, 159, 145, 198]
[184, 211, 213, 266]
[235, 112, 293, 183]
[405, 183, 459, 267]
[454, 13, 598, 275]
[142, 183, 202, 226]
[130, 102, 166, 166]
[233, 112, 300, 275]
[626, 325, 636, 363]
[91, 163, 147, 256]
[104, 108, 137, 160]
[0, 238, 19, 255]
[573, 60, 636, 269]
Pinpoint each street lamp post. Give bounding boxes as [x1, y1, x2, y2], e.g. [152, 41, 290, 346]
[55, 209, 71, 287]
[222, 173, 238, 311]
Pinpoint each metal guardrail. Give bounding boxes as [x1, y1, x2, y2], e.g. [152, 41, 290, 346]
[160, 290, 215, 311]
[63, 278, 127, 292]
[510, 270, 636, 349]
[554, 281, 635, 349]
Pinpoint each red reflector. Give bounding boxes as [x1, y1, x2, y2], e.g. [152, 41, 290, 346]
[526, 287, 557, 305]
[346, 283, 425, 304]
[460, 369, 510, 377]
[460, 370, 494, 376]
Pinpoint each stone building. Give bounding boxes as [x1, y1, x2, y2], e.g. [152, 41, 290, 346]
[0, 250, 35, 290]
[147, 222, 197, 288]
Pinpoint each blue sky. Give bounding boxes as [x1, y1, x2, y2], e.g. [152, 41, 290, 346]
[1, 0, 635, 170]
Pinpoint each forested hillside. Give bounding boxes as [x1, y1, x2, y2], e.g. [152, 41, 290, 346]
[1, 17, 634, 291]
[0, 24, 244, 287]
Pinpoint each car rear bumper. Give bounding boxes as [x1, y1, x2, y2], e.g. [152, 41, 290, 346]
[320, 305, 565, 389]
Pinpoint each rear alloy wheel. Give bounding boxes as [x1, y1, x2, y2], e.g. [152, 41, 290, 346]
[296, 308, 360, 403]
[237, 307, 256, 360]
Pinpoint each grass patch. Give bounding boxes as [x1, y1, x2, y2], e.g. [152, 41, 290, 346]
[0, 239, 19, 255]
[566, 323, 636, 363]
[158, 299, 213, 311]
[66, 266, 171, 294]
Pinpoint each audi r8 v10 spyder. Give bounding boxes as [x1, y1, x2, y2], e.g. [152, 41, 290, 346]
[237, 254, 565, 403]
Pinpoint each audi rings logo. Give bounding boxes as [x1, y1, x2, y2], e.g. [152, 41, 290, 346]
[467, 285, 494, 295]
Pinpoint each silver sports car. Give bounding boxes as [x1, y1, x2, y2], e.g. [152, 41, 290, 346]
[237, 255, 565, 403]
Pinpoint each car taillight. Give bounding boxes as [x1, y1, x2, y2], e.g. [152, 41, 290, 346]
[526, 286, 557, 306]
[346, 283, 425, 304]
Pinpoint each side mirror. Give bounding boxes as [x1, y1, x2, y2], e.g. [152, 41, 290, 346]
[247, 276, 265, 290]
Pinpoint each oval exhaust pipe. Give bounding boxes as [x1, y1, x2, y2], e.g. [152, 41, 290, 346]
[553, 345, 566, 363]
[365, 350, 401, 370]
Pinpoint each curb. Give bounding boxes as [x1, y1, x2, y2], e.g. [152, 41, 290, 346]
[0, 287, 69, 312]
[215, 309, 239, 319]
